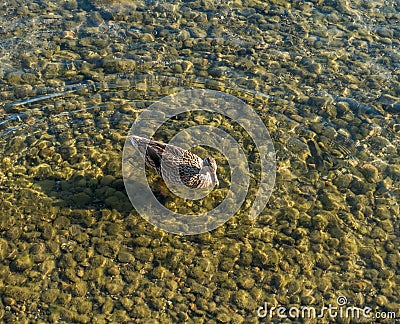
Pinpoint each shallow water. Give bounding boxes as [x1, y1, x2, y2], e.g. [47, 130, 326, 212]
[0, 1, 399, 323]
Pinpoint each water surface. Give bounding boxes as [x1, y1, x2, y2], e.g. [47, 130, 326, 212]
[0, 1, 399, 322]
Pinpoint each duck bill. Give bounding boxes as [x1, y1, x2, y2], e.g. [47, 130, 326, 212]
[212, 174, 219, 188]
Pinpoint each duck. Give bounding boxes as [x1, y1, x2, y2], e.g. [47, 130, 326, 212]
[130, 135, 219, 189]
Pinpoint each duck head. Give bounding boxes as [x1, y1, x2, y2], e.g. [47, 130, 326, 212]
[202, 157, 219, 187]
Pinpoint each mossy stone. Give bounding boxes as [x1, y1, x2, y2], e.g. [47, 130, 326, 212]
[95, 240, 120, 258]
[140, 33, 155, 42]
[216, 312, 231, 323]
[72, 280, 87, 297]
[359, 246, 375, 258]
[120, 297, 134, 311]
[316, 278, 332, 293]
[386, 253, 400, 268]
[104, 193, 132, 212]
[312, 214, 329, 230]
[319, 191, 340, 210]
[148, 297, 166, 311]
[106, 222, 121, 236]
[102, 297, 114, 314]
[40, 259, 55, 276]
[360, 163, 379, 182]
[327, 238, 339, 249]
[84, 267, 103, 282]
[12, 254, 33, 271]
[285, 280, 301, 294]
[0, 239, 8, 261]
[106, 278, 124, 295]
[30, 242, 46, 256]
[231, 313, 245, 324]
[370, 254, 385, 269]
[131, 236, 152, 247]
[370, 226, 387, 240]
[350, 178, 372, 195]
[75, 232, 90, 243]
[375, 295, 388, 307]
[3, 297, 15, 306]
[42, 289, 60, 303]
[6, 226, 22, 240]
[53, 216, 71, 229]
[285, 207, 300, 221]
[133, 247, 154, 263]
[110, 309, 130, 323]
[29, 163, 53, 179]
[232, 290, 255, 310]
[63, 268, 79, 283]
[270, 274, 286, 290]
[315, 253, 331, 270]
[188, 280, 211, 298]
[4, 285, 35, 302]
[131, 304, 152, 318]
[253, 246, 279, 268]
[152, 266, 170, 280]
[70, 192, 92, 208]
[386, 302, 400, 315]
[102, 58, 137, 73]
[237, 276, 255, 290]
[75, 298, 92, 314]
[59, 253, 77, 268]
[100, 175, 115, 186]
[375, 205, 391, 220]
[378, 269, 394, 280]
[6, 71, 23, 84]
[117, 251, 135, 263]
[333, 173, 352, 189]
[364, 269, 379, 281]
[107, 265, 120, 276]
[165, 279, 178, 291]
[190, 265, 206, 279]
[379, 219, 393, 232]
[72, 246, 87, 262]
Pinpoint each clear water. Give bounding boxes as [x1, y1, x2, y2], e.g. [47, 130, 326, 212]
[0, 1, 399, 322]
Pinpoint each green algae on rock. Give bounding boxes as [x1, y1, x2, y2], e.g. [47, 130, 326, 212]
[0, 0, 399, 322]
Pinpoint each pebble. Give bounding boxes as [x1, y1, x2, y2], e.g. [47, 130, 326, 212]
[0, 0, 398, 322]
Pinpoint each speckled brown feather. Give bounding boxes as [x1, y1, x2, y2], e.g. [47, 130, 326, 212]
[130, 135, 218, 189]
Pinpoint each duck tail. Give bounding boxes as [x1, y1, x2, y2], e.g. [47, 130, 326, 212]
[129, 135, 149, 158]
